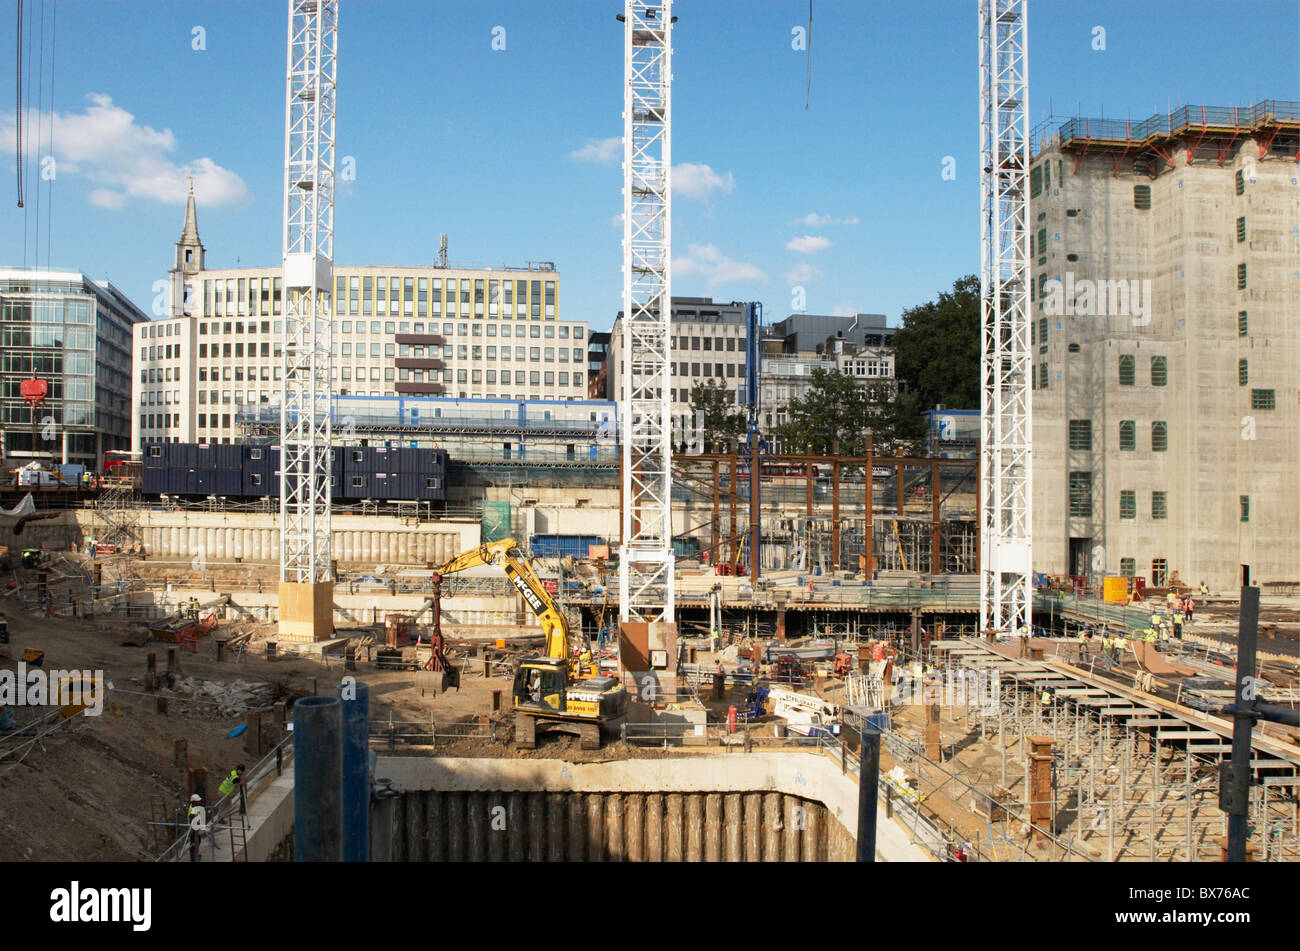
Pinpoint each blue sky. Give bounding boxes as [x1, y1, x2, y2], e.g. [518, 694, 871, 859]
[3, 0, 1297, 331]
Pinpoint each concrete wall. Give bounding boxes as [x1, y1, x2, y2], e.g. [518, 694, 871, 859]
[1031, 133, 1300, 589]
[376, 753, 929, 862]
[129, 511, 480, 566]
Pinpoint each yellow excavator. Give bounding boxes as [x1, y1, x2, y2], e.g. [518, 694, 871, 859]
[434, 538, 628, 749]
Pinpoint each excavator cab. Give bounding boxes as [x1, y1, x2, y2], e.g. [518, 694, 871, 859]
[513, 658, 567, 711]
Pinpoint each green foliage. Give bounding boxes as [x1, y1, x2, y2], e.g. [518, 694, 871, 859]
[687, 380, 746, 451]
[892, 274, 980, 411]
[775, 367, 921, 456]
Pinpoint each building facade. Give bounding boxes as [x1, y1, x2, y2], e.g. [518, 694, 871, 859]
[758, 313, 896, 449]
[607, 297, 751, 420]
[0, 269, 146, 467]
[135, 203, 587, 449]
[1029, 100, 1300, 590]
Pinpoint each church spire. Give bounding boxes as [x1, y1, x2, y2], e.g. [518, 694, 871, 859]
[179, 176, 201, 246]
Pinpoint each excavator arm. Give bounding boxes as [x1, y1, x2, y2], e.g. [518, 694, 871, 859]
[435, 538, 582, 665]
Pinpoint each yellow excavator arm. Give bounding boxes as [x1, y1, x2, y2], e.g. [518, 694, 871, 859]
[435, 538, 584, 667]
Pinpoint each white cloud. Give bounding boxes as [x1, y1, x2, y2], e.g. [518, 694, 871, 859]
[673, 162, 735, 201]
[88, 188, 127, 210]
[784, 263, 823, 285]
[0, 93, 247, 209]
[571, 136, 620, 164]
[792, 212, 860, 227]
[786, 234, 831, 253]
[674, 243, 765, 287]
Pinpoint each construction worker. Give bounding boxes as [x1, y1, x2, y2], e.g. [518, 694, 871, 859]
[1172, 613, 1183, 640]
[1101, 633, 1114, 664]
[219, 764, 246, 814]
[1145, 628, 1158, 644]
[1185, 597, 1196, 623]
[1114, 632, 1127, 657]
[1019, 624, 1031, 658]
[1198, 581, 1209, 599]
[1040, 686, 1052, 708]
[187, 794, 206, 861]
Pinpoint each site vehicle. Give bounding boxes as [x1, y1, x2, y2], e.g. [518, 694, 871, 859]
[434, 538, 628, 749]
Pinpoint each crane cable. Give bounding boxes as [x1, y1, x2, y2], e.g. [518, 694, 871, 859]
[804, 0, 812, 110]
[15, 0, 23, 208]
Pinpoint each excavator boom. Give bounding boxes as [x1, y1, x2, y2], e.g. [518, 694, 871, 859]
[435, 538, 580, 664]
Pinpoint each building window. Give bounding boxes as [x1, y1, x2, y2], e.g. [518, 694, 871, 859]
[1067, 342, 1080, 353]
[1150, 356, 1167, 387]
[1068, 471, 1092, 517]
[1236, 216, 1246, 243]
[1151, 558, 1168, 587]
[1118, 354, 1135, 385]
[1240, 495, 1250, 523]
[1237, 263, 1247, 289]
[1119, 490, 1136, 519]
[1151, 421, 1168, 452]
[1250, 389, 1275, 410]
[1133, 184, 1151, 210]
[1238, 359, 1248, 386]
[1068, 419, 1092, 451]
[1235, 169, 1245, 195]
[1237, 310, 1248, 336]
[1119, 558, 1135, 578]
[1038, 363, 1048, 389]
[1151, 491, 1168, 520]
[1119, 420, 1136, 451]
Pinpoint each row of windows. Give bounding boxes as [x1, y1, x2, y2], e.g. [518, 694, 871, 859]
[1070, 419, 1169, 452]
[1117, 559, 1172, 585]
[1116, 354, 1167, 386]
[1117, 489, 1168, 520]
[193, 319, 584, 340]
[202, 277, 557, 319]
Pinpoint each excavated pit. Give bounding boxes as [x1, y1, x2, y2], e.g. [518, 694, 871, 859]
[368, 752, 892, 862]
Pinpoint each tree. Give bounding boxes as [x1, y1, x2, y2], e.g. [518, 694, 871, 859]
[687, 380, 746, 452]
[892, 274, 980, 412]
[776, 368, 926, 458]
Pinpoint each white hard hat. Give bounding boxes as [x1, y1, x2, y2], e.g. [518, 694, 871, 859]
[191, 794, 201, 802]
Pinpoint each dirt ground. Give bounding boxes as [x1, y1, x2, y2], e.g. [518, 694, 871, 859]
[0, 596, 703, 861]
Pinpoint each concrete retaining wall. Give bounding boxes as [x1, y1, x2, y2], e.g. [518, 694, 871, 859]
[132, 512, 480, 565]
[375, 753, 929, 862]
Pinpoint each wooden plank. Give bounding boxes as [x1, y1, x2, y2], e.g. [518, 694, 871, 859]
[1157, 731, 1220, 740]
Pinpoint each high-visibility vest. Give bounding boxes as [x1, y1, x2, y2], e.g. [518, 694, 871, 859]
[1102, 637, 1112, 649]
[1146, 632, 1157, 643]
[1115, 637, 1127, 649]
[218, 769, 240, 797]
[1041, 690, 1051, 705]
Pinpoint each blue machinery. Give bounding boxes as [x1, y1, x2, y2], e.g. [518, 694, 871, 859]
[744, 302, 762, 582]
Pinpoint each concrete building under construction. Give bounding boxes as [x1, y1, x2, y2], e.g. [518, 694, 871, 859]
[1028, 100, 1300, 591]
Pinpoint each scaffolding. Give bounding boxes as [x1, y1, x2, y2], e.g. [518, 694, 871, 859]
[92, 481, 143, 552]
[886, 639, 1300, 861]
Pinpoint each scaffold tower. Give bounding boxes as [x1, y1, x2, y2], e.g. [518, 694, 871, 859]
[619, 1, 675, 624]
[279, 0, 337, 637]
[978, 0, 1032, 635]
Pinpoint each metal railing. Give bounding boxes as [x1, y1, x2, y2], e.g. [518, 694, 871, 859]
[1057, 100, 1299, 145]
[155, 732, 295, 862]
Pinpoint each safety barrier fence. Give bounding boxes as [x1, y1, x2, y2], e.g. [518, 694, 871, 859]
[155, 732, 295, 862]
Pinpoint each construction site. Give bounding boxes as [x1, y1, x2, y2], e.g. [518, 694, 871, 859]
[0, 0, 1296, 873]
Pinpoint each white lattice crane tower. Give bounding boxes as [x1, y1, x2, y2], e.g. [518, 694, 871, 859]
[619, 1, 675, 624]
[279, 0, 338, 640]
[978, 0, 1032, 635]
